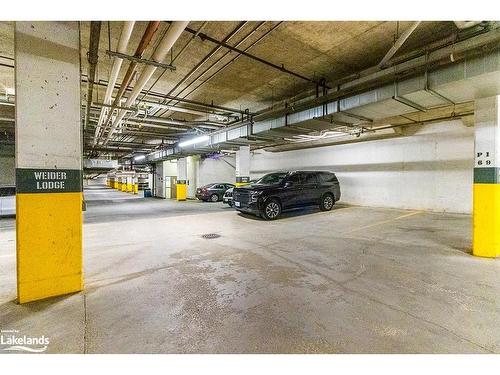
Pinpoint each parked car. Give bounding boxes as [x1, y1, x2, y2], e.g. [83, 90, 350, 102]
[196, 183, 235, 202]
[0, 186, 16, 217]
[232, 171, 341, 220]
[223, 187, 234, 206]
[223, 180, 256, 207]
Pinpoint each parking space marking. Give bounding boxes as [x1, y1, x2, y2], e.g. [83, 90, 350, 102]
[342, 210, 423, 234]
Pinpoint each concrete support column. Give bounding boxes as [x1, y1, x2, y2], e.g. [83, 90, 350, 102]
[121, 175, 127, 192]
[108, 173, 115, 189]
[176, 157, 188, 201]
[187, 155, 199, 199]
[115, 173, 121, 190]
[133, 175, 138, 194]
[235, 145, 250, 186]
[473, 96, 500, 258]
[126, 174, 133, 193]
[15, 22, 83, 303]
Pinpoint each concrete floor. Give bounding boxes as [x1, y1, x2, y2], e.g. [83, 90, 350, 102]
[0, 185, 499, 353]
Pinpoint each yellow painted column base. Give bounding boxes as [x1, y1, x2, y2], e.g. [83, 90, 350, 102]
[134, 184, 138, 194]
[115, 182, 120, 190]
[126, 183, 133, 193]
[17, 192, 83, 303]
[177, 184, 187, 201]
[235, 182, 250, 187]
[121, 183, 126, 192]
[473, 184, 500, 258]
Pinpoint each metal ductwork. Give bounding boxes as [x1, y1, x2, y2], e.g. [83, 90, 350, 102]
[145, 26, 500, 162]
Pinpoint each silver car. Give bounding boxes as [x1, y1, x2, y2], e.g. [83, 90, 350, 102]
[0, 186, 16, 216]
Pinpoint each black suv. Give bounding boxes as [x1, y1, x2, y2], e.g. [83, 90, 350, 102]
[232, 171, 341, 220]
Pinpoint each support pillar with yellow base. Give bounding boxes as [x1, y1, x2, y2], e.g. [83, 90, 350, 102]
[15, 21, 83, 303]
[176, 157, 188, 201]
[473, 96, 500, 258]
[236, 145, 251, 187]
[133, 176, 139, 194]
[126, 175, 133, 193]
[235, 176, 250, 187]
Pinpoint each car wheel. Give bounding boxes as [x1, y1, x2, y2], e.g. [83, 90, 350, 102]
[262, 199, 281, 220]
[320, 193, 335, 211]
[210, 193, 219, 202]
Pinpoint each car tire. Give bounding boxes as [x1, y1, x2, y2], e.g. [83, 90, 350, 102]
[210, 193, 219, 202]
[320, 193, 335, 211]
[262, 198, 281, 220]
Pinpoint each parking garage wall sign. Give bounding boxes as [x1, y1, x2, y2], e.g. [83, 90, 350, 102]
[474, 150, 500, 184]
[16, 168, 82, 193]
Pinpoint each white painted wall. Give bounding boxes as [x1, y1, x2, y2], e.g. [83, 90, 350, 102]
[250, 120, 474, 214]
[198, 155, 236, 187]
[84, 176, 106, 186]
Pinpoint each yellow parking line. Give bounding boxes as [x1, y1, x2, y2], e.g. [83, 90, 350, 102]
[343, 210, 423, 234]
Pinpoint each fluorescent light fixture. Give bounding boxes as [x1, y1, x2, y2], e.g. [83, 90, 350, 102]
[178, 135, 209, 148]
[134, 155, 146, 161]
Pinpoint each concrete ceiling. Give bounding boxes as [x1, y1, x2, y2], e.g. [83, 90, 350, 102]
[79, 21, 456, 115]
[0, 20, 475, 157]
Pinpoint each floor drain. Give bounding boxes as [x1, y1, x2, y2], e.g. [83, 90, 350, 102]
[201, 233, 220, 239]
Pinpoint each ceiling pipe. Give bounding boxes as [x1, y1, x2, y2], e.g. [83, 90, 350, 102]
[160, 21, 282, 118]
[104, 21, 189, 145]
[81, 74, 247, 115]
[156, 21, 267, 118]
[93, 21, 135, 146]
[99, 21, 161, 144]
[379, 21, 421, 68]
[134, 21, 209, 113]
[85, 21, 102, 131]
[126, 116, 222, 130]
[141, 99, 231, 117]
[454, 21, 483, 29]
[182, 25, 329, 89]
[160, 22, 247, 106]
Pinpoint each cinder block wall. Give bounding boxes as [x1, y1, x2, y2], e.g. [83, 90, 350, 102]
[250, 120, 474, 214]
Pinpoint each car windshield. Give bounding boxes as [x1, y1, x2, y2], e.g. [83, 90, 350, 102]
[255, 173, 288, 185]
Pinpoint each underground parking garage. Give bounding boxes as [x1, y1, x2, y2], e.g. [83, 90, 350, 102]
[0, 15, 500, 358]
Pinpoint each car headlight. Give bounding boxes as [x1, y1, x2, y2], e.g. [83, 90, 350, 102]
[249, 191, 263, 202]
